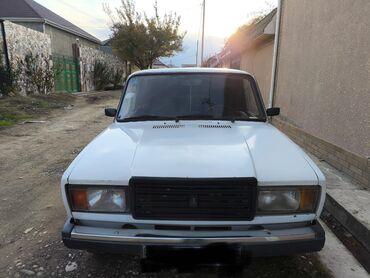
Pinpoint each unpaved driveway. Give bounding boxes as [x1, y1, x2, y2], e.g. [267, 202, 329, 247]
[0, 91, 330, 277]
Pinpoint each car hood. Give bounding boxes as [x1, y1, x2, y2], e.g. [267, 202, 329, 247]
[66, 121, 319, 186]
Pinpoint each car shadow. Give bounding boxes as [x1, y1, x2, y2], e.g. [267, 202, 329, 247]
[83, 251, 331, 278]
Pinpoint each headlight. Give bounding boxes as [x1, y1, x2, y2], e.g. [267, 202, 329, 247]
[257, 187, 320, 214]
[67, 186, 128, 213]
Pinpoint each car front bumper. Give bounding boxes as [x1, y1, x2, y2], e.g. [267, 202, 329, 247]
[61, 219, 325, 258]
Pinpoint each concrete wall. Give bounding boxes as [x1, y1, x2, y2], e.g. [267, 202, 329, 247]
[274, 0, 370, 158]
[45, 25, 99, 57]
[15, 22, 44, 33]
[240, 40, 274, 105]
[79, 45, 126, 92]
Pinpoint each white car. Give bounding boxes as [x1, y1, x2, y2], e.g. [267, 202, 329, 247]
[61, 68, 325, 259]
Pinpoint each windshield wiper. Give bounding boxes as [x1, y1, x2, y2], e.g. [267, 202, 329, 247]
[120, 115, 176, 122]
[175, 114, 215, 121]
[176, 114, 260, 123]
[175, 114, 254, 123]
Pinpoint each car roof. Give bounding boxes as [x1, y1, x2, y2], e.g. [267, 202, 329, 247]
[130, 67, 252, 77]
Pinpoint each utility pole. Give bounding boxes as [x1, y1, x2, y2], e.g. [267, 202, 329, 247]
[200, 0, 205, 67]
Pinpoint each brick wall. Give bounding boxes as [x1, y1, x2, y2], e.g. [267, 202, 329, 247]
[273, 118, 370, 189]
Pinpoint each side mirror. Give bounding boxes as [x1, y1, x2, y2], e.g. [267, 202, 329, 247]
[105, 108, 117, 117]
[266, 107, 280, 117]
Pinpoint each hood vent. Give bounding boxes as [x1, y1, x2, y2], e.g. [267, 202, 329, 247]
[153, 124, 185, 129]
[199, 124, 232, 129]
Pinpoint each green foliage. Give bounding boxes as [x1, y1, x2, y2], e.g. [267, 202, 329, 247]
[0, 112, 30, 126]
[105, 0, 184, 69]
[93, 60, 124, 90]
[0, 93, 75, 127]
[110, 67, 124, 89]
[93, 60, 111, 90]
[17, 52, 55, 95]
[0, 119, 14, 126]
[0, 55, 20, 96]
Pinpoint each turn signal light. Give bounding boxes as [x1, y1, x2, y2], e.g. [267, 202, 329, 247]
[70, 189, 88, 210]
[299, 189, 319, 211]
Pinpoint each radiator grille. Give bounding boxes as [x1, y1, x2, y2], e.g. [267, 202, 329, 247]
[130, 178, 257, 221]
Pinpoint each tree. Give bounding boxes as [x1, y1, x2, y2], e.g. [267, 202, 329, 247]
[17, 53, 56, 95]
[0, 55, 19, 96]
[105, 0, 184, 69]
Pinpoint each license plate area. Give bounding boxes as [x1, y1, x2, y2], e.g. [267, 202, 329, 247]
[145, 244, 242, 264]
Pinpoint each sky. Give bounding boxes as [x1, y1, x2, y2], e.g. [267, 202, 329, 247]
[35, 0, 277, 66]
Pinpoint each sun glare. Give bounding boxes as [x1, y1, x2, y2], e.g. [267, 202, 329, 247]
[177, 0, 277, 39]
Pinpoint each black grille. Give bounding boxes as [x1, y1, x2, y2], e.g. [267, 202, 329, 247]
[130, 177, 257, 221]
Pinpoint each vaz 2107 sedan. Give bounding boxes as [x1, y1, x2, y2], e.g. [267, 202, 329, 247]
[61, 68, 325, 260]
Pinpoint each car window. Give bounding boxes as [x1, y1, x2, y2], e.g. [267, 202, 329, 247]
[117, 74, 265, 120]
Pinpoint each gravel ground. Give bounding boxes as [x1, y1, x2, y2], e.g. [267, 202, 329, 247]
[0, 91, 331, 278]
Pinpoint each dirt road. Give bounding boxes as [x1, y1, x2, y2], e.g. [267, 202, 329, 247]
[0, 91, 330, 277]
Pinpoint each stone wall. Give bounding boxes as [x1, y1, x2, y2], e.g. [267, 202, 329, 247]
[3, 21, 52, 94]
[4, 21, 51, 68]
[79, 45, 126, 92]
[3, 20, 125, 93]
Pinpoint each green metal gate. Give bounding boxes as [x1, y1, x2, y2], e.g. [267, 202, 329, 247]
[52, 54, 80, 93]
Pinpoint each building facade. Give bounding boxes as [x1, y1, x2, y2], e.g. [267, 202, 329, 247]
[272, 0, 370, 188]
[0, 0, 125, 93]
[207, 3, 369, 188]
[208, 9, 277, 104]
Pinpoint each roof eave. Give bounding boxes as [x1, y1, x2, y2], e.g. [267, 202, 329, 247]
[0, 17, 44, 23]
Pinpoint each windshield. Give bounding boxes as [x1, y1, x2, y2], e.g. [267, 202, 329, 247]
[117, 73, 265, 121]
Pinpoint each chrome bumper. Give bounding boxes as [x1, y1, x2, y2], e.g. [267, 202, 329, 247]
[62, 219, 325, 257]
